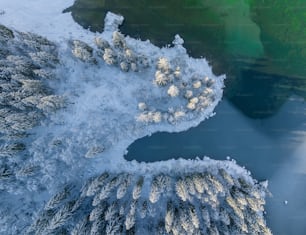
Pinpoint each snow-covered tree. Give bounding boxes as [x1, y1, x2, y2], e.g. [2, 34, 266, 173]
[71, 40, 94, 62]
[152, 111, 162, 123]
[98, 181, 115, 201]
[203, 76, 215, 87]
[117, 174, 131, 199]
[174, 110, 185, 121]
[156, 57, 170, 72]
[165, 203, 174, 233]
[179, 208, 194, 233]
[105, 202, 118, 221]
[37, 95, 66, 113]
[84, 172, 109, 197]
[47, 200, 79, 231]
[94, 37, 110, 50]
[45, 185, 73, 210]
[25, 168, 271, 234]
[106, 217, 121, 235]
[137, 102, 147, 111]
[71, 216, 90, 235]
[112, 31, 125, 48]
[85, 145, 105, 158]
[130, 62, 138, 72]
[90, 218, 105, 235]
[167, 85, 179, 97]
[185, 176, 196, 195]
[149, 174, 171, 203]
[201, 206, 211, 229]
[175, 179, 189, 202]
[193, 80, 202, 89]
[189, 206, 200, 229]
[124, 48, 136, 62]
[29, 51, 58, 67]
[226, 195, 244, 222]
[154, 70, 168, 86]
[125, 205, 136, 230]
[103, 48, 117, 65]
[202, 87, 214, 98]
[139, 200, 148, 219]
[149, 181, 160, 204]
[119, 61, 129, 72]
[187, 101, 196, 110]
[89, 202, 107, 222]
[132, 176, 143, 200]
[173, 66, 181, 78]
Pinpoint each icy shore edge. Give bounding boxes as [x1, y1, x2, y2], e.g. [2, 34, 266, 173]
[0, 3, 271, 234]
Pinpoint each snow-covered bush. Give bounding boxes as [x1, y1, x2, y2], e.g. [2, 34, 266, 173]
[94, 37, 110, 50]
[112, 31, 126, 48]
[0, 24, 14, 41]
[136, 111, 162, 123]
[103, 48, 117, 65]
[187, 102, 196, 110]
[184, 90, 193, 99]
[173, 66, 181, 78]
[138, 102, 147, 111]
[132, 176, 143, 200]
[187, 97, 200, 110]
[154, 70, 168, 86]
[85, 145, 105, 158]
[124, 48, 136, 62]
[174, 110, 185, 120]
[130, 62, 138, 72]
[203, 76, 215, 87]
[193, 80, 202, 89]
[119, 61, 129, 72]
[71, 40, 94, 63]
[157, 57, 171, 73]
[167, 85, 179, 97]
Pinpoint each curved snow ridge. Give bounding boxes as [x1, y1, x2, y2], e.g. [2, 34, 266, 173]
[13, 11, 226, 191]
[0, 10, 224, 195]
[0, 12, 226, 217]
[26, 158, 271, 235]
[54, 11, 225, 161]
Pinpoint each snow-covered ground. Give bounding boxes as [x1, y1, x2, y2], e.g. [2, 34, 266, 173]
[0, 0, 86, 43]
[0, 1, 271, 234]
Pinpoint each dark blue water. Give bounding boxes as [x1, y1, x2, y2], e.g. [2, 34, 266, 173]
[125, 96, 305, 175]
[125, 96, 306, 234]
[65, 1, 306, 234]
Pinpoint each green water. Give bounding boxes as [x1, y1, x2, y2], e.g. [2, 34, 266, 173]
[65, 0, 306, 119]
[65, 1, 306, 234]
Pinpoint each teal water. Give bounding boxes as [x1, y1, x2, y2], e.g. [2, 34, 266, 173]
[126, 98, 304, 178]
[65, 1, 306, 234]
[126, 97, 306, 234]
[65, 0, 306, 118]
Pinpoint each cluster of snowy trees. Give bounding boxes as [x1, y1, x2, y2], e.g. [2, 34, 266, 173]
[71, 30, 150, 73]
[0, 24, 65, 192]
[26, 169, 271, 234]
[153, 53, 218, 116]
[0, 24, 64, 136]
[68, 24, 222, 127]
